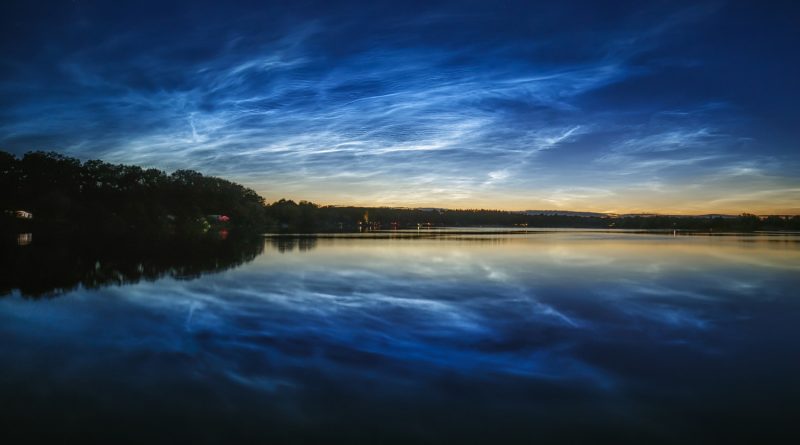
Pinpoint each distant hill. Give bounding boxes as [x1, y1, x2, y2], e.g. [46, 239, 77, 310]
[618, 213, 739, 219]
[523, 211, 744, 219]
[522, 210, 613, 218]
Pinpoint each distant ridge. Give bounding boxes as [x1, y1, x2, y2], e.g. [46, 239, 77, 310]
[522, 210, 743, 219]
[619, 213, 739, 219]
[331, 205, 775, 219]
[522, 210, 612, 218]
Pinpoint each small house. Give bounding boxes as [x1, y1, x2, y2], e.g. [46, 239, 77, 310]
[206, 214, 231, 224]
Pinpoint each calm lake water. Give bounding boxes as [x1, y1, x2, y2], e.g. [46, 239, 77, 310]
[1, 230, 799, 443]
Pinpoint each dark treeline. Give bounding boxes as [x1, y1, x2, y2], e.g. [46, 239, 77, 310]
[267, 200, 800, 232]
[1, 150, 267, 237]
[3, 150, 799, 234]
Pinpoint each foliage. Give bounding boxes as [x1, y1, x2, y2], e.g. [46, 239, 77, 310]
[1, 150, 266, 236]
[264, 202, 800, 233]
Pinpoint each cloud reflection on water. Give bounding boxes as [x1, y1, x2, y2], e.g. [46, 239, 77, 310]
[57, 234, 798, 387]
[1, 232, 799, 442]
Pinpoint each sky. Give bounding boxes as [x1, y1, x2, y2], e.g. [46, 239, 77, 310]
[1, 0, 799, 214]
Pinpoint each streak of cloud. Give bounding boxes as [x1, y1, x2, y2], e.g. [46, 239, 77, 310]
[1, 1, 798, 213]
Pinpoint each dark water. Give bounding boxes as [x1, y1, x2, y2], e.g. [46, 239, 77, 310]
[1, 231, 799, 444]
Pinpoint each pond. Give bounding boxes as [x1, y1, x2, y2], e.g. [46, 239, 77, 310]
[1, 230, 798, 443]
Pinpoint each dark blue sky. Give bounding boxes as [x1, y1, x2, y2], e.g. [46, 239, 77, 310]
[1, 0, 798, 213]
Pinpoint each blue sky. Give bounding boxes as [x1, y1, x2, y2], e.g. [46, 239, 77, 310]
[1, 0, 799, 213]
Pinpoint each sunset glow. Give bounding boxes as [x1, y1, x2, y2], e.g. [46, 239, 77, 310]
[1, 1, 798, 213]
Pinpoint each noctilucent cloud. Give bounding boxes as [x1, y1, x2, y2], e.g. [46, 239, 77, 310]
[1, 1, 798, 214]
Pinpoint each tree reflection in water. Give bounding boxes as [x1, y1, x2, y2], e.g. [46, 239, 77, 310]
[269, 236, 318, 253]
[1, 232, 265, 298]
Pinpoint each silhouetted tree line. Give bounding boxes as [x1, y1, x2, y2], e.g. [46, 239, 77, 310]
[265, 200, 800, 233]
[1, 150, 267, 236]
[4, 150, 798, 235]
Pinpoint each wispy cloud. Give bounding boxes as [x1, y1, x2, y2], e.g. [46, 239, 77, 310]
[0, 1, 798, 212]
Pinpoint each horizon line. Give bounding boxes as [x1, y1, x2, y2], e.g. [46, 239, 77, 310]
[269, 201, 800, 217]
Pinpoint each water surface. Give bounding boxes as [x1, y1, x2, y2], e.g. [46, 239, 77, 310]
[1, 231, 798, 443]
